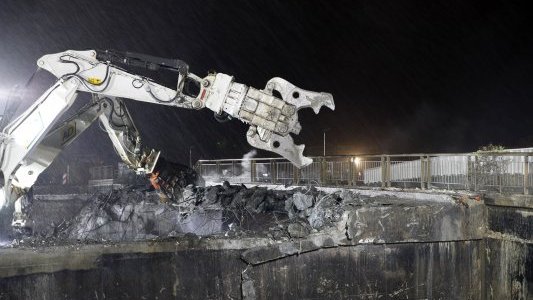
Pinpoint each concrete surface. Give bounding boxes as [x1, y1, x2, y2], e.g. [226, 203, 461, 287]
[0, 186, 530, 299]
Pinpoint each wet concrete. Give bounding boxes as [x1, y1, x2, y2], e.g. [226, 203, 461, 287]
[0, 186, 531, 299]
[485, 238, 533, 300]
[243, 241, 483, 299]
[488, 206, 533, 241]
[0, 240, 483, 299]
[485, 194, 533, 299]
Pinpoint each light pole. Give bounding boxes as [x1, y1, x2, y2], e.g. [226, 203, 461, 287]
[323, 128, 330, 157]
[323, 131, 326, 156]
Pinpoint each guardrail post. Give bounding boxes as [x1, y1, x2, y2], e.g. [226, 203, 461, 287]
[466, 156, 471, 190]
[524, 155, 529, 195]
[193, 161, 201, 174]
[270, 160, 277, 184]
[250, 160, 256, 183]
[216, 162, 221, 177]
[349, 157, 354, 186]
[293, 164, 300, 185]
[320, 157, 327, 185]
[386, 156, 391, 187]
[353, 158, 358, 186]
[231, 160, 236, 178]
[419, 156, 424, 189]
[474, 155, 478, 192]
[426, 155, 431, 188]
[381, 156, 386, 188]
[497, 155, 502, 194]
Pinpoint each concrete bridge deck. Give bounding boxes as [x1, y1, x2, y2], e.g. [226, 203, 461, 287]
[0, 186, 530, 299]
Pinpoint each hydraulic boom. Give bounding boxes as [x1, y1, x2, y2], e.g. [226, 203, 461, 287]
[0, 49, 335, 229]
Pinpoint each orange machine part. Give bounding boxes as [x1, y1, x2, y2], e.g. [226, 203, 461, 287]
[149, 172, 161, 190]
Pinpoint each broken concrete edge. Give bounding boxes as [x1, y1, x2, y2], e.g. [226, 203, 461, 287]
[240, 229, 487, 266]
[236, 183, 479, 204]
[0, 236, 272, 278]
[240, 228, 343, 265]
[34, 194, 92, 201]
[1, 183, 488, 278]
[0, 232, 342, 279]
[0, 223, 487, 279]
[240, 202, 486, 266]
[484, 193, 533, 209]
[18, 182, 457, 246]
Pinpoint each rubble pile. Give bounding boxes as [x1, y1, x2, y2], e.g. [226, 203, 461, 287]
[15, 183, 372, 246]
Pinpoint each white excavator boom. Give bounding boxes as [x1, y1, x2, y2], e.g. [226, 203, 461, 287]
[0, 49, 335, 229]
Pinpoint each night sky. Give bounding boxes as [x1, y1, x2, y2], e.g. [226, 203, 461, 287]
[1, 0, 532, 165]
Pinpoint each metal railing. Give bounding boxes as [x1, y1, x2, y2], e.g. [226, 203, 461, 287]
[196, 152, 533, 195]
[89, 165, 117, 180]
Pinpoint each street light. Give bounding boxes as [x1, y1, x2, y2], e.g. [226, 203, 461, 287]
[323, 128, 330, 157]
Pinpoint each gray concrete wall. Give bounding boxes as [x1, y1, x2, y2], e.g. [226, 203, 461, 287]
[0, 189, 532, 299]
[0, 241, 483, 300]
[484, 194, 533, 299]
[485, 239, 533, 300]
[243, 241, 483, 299]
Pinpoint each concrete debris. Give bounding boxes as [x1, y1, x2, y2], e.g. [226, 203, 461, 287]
[287, 222, 310, 238]
[292, 192, 314, 210]
[7, 182, 474, 249]
[9, 183, 369, 246]
[308, 193, 344, 229]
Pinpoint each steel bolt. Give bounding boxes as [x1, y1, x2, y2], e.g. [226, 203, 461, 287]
[247, 128, 256, 137]
[277, 124, 288, 133]
[192, 100, 203, 109]
[283, 105, 296, 116]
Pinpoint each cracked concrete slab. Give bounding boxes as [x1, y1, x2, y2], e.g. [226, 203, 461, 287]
[0, 183, 531, 299]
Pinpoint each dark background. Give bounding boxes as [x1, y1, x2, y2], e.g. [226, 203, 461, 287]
[1, 0, 532, 165]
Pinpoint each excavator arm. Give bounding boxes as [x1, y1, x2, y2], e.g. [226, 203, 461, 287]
[37, 50, 335, 166]
[0, 49, 335, 229]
